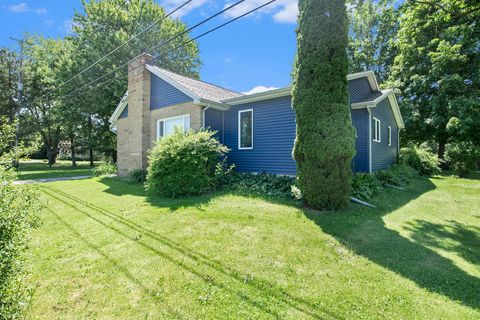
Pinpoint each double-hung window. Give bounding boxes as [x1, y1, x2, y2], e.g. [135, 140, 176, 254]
[238, 109, 253, 149]
[157, 114, 190, 139]
[388, 126, 392, 146]
[373, 117, 381, 143]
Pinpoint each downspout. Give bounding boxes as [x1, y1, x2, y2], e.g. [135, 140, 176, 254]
[202, 105, 211, 129]
[367, 107, 372, 173]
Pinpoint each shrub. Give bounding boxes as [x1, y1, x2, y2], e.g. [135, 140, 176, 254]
[351, 164, 418, 200]
[399, 145, 441, 176]
[146, 130, 229, 197]
[445, 141, 480, 177]
[129, 168, 147, 184]
[222, 172, 296, 198]
[93, 162, 117, 176]
[1, 164, 40, 319]
[351, 173, 383, 200]
[292, 0, 355, 210]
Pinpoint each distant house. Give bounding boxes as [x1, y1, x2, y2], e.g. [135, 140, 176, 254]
[110, 53, 404, 176]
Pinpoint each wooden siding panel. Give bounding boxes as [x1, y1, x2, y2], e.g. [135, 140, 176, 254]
[223, 96, 297, 175]
[371, 98, 399, 171]
[150, 74, 192, 110]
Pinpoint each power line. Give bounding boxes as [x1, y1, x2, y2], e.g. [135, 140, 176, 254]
[63, 0, 278, 105]
[58, 0, 250, 102]
[39, 0, 194, 101]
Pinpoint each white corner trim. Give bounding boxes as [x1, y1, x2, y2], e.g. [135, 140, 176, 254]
[146, 64, 201, 103]
[238, 109, 253, 150]
[109, 91, 128, 124]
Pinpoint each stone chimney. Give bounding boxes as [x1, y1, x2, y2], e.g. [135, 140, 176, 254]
[117, 53, 154, 176]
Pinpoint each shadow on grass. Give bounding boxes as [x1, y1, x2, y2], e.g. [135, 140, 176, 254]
[305, 177, 480, 310]
[98, 176, 219, 212]
[40, 184, 340, 319]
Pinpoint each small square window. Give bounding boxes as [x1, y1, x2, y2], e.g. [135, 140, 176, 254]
[157, 114, 190, 140]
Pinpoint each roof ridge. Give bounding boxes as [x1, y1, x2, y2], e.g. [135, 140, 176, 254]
[151, 65, 243, 96]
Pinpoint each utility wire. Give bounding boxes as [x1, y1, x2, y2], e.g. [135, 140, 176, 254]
[40, 0, 194, 100]
[63, 0, 278, 105]
[59, 0, 251, 101]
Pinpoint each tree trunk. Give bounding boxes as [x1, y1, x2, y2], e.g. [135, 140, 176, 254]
[438, 140, 446, 160]
[70, 134, 77, 167]
[111, 151, 117, 164]
[89, 147, 94, 167]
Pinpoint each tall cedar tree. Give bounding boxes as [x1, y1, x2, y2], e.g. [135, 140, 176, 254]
[292, 0, 356, 210]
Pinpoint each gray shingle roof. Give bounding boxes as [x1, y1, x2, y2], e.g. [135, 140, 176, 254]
[149, 65, 243, 103]
[355, 91, 384, 103]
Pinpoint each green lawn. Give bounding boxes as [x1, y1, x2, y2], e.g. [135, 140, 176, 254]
[17, 161, 96, 180]
[27, 174, 480, 319]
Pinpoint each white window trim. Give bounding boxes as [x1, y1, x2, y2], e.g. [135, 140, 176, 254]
[388, 126, 392, 146]
[238, 109, 253, 150]
[373, 117, 381, 143]
[156, 114, 190, 140]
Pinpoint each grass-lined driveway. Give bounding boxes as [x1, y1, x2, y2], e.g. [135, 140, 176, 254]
[27, 175, 480, 319]
[17, 161, 95, 180]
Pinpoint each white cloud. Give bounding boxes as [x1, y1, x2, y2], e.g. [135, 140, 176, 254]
[224, 57, 233, 64]
[44, 19, 54, 27]
[224, 0, 298, 24]
[242, 85, 279, 95]
[160, 0, 210, 18]
[35, 8, 47, 15]
[7, 2, 30, 13]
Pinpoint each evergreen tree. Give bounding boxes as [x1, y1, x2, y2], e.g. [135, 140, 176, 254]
[292, 0, 356, 210]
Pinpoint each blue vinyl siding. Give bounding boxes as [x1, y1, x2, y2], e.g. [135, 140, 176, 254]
[204, 108, 224, 143]
[351, 109, 370, 172]
[119, 105, 128, 119]
[150, 75, 192, 110]
[371, 98, 399, 171]
[223, 96, 296, 175]
[348, 77, 373, 103]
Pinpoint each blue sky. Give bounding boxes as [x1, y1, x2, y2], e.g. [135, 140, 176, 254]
[0, 0, 298, 94]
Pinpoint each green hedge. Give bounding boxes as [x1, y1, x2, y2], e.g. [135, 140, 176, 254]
[146, 130, 229, 197]
[445, 141, 480, 177]
[399, 145, 441, 176]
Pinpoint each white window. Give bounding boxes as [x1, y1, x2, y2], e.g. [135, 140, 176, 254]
[373, 117, 381, 143]
[156, 114, 190, 139]
[238, 109, 253, 149]
[388, 126, 392, 146]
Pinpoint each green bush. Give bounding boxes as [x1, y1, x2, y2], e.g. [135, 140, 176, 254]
[399, 145, 441, 176]
[146, 130, 229, 197]
[445, 141, 480, 177]
[93, 162, 117, 176]
[351, 173, 383, 200]
[351, 164, 418, 200]
[222, 172, 296, 198]
[129, 168, 147, 184]
[291, 0, 355, 210]
[1, 165, 40, 319]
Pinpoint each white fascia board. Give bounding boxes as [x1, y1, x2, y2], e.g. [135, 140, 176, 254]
[196, 98, 230, 110]
[109, 91, 128, 124]
[351, 89, 405, 129]
[224, 87, 292, 105]
[347, 70, 379, 91]
[146, 64, 201, 103]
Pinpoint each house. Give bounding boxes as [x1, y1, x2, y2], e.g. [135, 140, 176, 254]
[109, 53, 404, 176]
